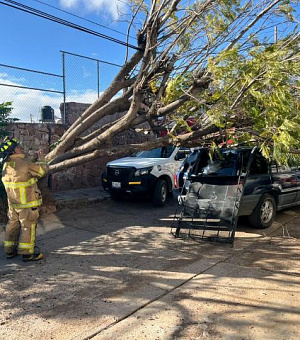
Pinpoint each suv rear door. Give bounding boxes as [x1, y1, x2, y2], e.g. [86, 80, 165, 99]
[240, 152, 272, 216]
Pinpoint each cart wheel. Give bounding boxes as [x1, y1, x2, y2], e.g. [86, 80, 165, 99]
[175, 226, 181, 237]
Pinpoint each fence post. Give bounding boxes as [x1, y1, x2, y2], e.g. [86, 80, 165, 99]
[97, 60, 100, 98]
[62, 52, 66, 124]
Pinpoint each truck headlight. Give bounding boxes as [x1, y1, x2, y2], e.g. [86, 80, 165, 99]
[134, 166, 153, 177]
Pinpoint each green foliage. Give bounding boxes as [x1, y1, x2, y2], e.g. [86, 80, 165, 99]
[50, 139, 62, 150]
[163, 33, 300, 165]
[0, 102, 14, 139]
[162, 73, 203, 130]
[133, 0, 300, 166]
[202, 36, 300, 165]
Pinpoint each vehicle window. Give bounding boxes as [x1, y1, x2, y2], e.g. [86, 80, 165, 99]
[240, 151, 250, 174]
[271, 162, 278, 173]
[180, 150, 200, 172]
[176, 148, 191, 161]
[271, 161, 292, 173]
[133, 146, 175, 158]
[249, 154, 269, 175]
[277, 164, 290, 172]
[270, 161, 289, 173]
[197, 150, 239, 176]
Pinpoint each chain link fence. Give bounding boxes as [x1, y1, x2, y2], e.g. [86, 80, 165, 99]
[62, 51, 122, 106]
[0, 51, 122, 123]
[0, 63, 64, 123]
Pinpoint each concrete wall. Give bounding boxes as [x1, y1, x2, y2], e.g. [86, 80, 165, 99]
[6, 102, 153, 191]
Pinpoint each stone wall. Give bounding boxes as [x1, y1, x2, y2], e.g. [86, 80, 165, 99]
[5, 102, 153, 191]
[6, 123, 63, 160]
[61, 102, 130, 130]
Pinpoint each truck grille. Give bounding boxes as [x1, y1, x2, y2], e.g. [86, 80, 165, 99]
[107, 166, 135, 181]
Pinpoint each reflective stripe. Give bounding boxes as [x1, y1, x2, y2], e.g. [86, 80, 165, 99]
[4, 241, 16, 246]
[38, 166, 45, 177]
[18, 243, 32, 249]
[30, 223, 36, 254]
[129, 182, 141, 185]
[19, 186, 27, 204]
[2, 177, 38, 189]
[10, 199, 42, 209]
[3, 178, 40, 207]
[18, 223, 36, 254]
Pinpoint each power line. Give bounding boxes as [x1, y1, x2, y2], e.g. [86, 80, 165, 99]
[31, 0, 136, 40]
[0, 0, 141, 51]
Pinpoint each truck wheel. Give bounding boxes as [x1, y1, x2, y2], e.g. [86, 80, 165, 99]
[153, 179, 168, 207]
[248, 193, 276, 229]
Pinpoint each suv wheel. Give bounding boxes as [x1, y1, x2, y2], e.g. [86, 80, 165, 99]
[153, 179, 168, 207]
[248, 193, 276, 229]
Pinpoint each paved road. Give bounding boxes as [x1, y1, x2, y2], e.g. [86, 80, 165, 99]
[0, 197, 300, 340]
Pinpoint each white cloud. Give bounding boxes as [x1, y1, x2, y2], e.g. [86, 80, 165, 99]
[0, 72, 26, 84]
[0, 75, 100, 123]
[59, 0, 79, 9]
[59, 0, 126, 20]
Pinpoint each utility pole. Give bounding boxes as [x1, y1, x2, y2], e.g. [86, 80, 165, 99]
[274, 26, 278, 43]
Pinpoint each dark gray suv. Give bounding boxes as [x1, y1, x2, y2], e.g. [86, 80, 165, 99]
[175, 147, 300, 229]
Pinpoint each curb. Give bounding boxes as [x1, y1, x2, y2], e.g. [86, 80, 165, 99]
[55, 194, 111, 210]
[53, 187, 111, 210]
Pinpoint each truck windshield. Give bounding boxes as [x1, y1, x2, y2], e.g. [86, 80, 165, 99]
[133, 146, 175, 158]
[198, 149, 239, 176]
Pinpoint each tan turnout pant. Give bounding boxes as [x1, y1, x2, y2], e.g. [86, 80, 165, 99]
[4, 206, 39, 255]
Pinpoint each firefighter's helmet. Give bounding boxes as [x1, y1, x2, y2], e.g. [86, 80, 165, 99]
[0, 138, 19, 163]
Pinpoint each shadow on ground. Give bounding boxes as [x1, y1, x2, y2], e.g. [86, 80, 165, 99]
[0, 199, 299, 339]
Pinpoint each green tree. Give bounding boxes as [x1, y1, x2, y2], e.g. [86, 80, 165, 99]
[197, 39, 300, 164]
[0, 102, 14, 139]
[41, 0, 300, 172]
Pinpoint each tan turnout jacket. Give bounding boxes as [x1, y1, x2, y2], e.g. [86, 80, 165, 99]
[2, 153, 48, 209]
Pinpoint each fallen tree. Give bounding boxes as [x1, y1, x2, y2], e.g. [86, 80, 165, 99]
[46, 0, 300, 173]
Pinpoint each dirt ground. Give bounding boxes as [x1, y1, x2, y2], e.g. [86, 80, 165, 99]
[0, 197, 300, 340]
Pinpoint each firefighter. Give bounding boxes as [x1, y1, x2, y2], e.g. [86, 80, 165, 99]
[0, 138, 48, 261]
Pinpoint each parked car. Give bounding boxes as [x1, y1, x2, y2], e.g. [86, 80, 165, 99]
[174, 146, 300, 229]
[102, 146, 191, 206]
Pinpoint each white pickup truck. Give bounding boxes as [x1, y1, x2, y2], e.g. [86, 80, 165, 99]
[101, 146, 191, 206]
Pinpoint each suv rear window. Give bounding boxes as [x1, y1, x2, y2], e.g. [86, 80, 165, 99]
[196, 149, 239, 176]
[249, 153, 269, 175]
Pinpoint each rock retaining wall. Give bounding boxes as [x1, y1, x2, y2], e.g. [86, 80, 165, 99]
[5, 102, 153, 191]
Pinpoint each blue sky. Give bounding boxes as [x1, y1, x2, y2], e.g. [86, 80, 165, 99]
[0, 0, 136, 69]
[0, 0, 137, 121]
[1, 0, 300, 122]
